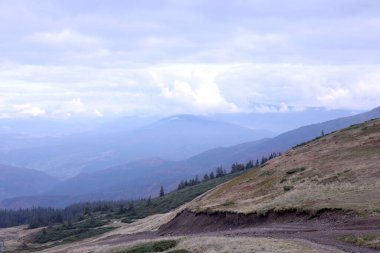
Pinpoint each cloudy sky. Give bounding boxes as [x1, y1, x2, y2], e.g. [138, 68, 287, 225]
[0, 0, 380, 118]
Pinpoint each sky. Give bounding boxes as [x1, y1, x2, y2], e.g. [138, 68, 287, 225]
[0, 0, 380, 118]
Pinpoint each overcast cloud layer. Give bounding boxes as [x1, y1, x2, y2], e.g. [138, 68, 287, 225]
[1, 0, 380, 118]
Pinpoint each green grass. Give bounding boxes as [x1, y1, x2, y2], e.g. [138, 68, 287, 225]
[222, 201, 235, 207]
[111, 172, 245, 221]
[32, 219, 113, 244]
[116, 240, 177, 253]
[29, 171, 244, 249]
[167, 250, 191, 253]
[337, 234, 380, 250]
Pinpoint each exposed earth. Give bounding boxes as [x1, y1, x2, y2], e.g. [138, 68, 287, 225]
[46, 209, 380, 253]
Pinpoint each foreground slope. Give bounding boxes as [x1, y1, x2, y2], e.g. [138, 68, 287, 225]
[3, 107, 380, 209]
[188, 119, 380, 215]
[6, 121, 380, 253]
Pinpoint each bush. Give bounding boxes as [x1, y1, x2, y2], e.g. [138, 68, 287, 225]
[118, 240, 178, 253]
[286, 167, 306, 175]
[168, 250, 192, 253]
[152, 240, 177, 251]
[283, 185, 294, 192]
[121, 217, 133, 223]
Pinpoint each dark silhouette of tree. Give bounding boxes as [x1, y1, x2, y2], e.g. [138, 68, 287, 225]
[246, 160, 254, 169]
[146, 196, 152, 206]
[230, 163, 245, 173]
[215, 166, 226, 177]
[159, 185, 165, 197]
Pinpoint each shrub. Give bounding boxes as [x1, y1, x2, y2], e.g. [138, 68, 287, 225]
[286, 167, 306, 175]
[118, 240, 178, 253]
[283, 185, 294, 192]
[168, 250, 192, 253]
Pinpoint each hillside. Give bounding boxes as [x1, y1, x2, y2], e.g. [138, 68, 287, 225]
[0, 164, 58, 201]
[183, 106, 380, 169]
[2, 107, 379, 209]
[7, 119, 380, 253]
[0, 114, 271, 179]
[2, 120, 380, 253]
[187, 119, 380, 215]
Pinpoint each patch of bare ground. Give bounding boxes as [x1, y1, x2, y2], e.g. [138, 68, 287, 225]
[52, 235, 344, 253]
[12, 120, 380, 253]
[158, 209, 380, 253]
[34, 208, 185, 253]
[0, 225, 42, 252]
[42, 208, 380, 253]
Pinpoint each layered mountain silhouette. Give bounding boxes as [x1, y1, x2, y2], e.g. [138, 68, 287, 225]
[2, 107, 379, 209]
[0, 164, 58, 201]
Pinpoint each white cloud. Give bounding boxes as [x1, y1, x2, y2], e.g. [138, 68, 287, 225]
[1, 62, 380, 118]
[94, 109, 103, 117]
[13, 104, 46, 116]
[316, 87, 352, 108]
[151, 65, 239, 113]
[0, 1, 378, 119]
[30, 29, 99, 47]
[64, 98, 85, 113]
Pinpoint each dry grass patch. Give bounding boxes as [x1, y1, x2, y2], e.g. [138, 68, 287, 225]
[338, 234, 380, 250]
[188, 119, 380, 216]
[0, 225, 42, 252]
[63, 236, 344, 253]
[173, 236, 343, 253]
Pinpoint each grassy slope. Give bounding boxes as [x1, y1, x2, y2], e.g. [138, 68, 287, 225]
[132, 172, 244, 218]
[189, 119, 380, 216]
[17, 172, 243, 251]
[67, 236, 343, 253]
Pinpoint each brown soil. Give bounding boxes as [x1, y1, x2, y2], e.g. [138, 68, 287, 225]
[157, 209, 380, 253]
[51, 209, 380, 253]
[158, 209, 358, 235]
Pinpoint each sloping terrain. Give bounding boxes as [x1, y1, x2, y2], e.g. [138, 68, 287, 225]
[2, 107, 380, 209]
[39, 108, 380, 201]
[184, 106, 380, 170]
[0, 114, 270, 179]
[3, 120, 380, 253]
[188, 119, 380, 215]
[0, 164, 58, 201]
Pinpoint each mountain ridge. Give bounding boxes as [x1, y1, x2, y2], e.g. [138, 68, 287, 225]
[2, 106, 379, 209]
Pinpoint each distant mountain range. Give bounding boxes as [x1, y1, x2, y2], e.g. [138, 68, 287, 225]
[1, 106, 379, 209]
[184, 106, 380, 168]
[0, 115, 273, 179]
[0, 164, 58, 201]
[0, 108, 356, 179]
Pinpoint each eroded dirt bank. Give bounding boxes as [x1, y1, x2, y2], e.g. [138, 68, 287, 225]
[51, 209, 380, 253]
[158, 209, 380, 253]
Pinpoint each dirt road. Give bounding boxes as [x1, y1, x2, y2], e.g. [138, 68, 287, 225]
[53, 210, 380, 253]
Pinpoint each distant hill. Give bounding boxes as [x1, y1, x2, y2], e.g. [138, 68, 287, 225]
[0, 164, 58, 201]
[212, 107, 357, 133]
[187, 118, 380, 215]
[2, 107, 379, 209]
[104, 114, 273, 163]
[183, 106, 380, 168]
[0, 115, 272, 179]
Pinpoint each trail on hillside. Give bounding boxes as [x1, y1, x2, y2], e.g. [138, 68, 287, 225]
[52, 210, 380, 253]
